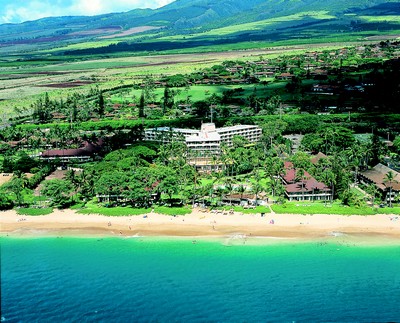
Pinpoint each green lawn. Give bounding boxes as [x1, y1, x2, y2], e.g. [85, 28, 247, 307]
[212, 205, 270, 214]
[350, 187, 366, 198]
[78, 205, 151, 216]
[271, 201, 400, 215]
[76, 202, 192, 216]
[153, 206, 192, 216]
[16, 207, 53, 216]
[235, 206, 271, 214]
[375, 206, 400, 215]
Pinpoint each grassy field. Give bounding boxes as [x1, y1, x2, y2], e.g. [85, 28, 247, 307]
[0, 36, 372, 119]
[161, 11, 336, 40]
[76, 202, 192, 216]
[359, 15, 400, 23]
[271, 201, 400, 215]
[13, 203, 400, 217]
[374, 207, 400, 215]
[233, 206, 271, 214]
[153, 206, 192, 215]
[16, 207, 54, 216]
[1, 26, 397, 119]
[111, 82, 287, 105]
[78, 206, 151, 216]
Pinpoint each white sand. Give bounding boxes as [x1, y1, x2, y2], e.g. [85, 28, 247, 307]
[1, 208, 400, 242]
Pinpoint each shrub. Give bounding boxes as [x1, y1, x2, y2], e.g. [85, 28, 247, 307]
[0, 194, 14, 210]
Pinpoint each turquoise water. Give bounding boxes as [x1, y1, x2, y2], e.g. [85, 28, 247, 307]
[1, 237, 400, 322]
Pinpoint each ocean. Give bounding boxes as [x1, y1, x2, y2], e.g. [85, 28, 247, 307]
[1, 236, 400, 322]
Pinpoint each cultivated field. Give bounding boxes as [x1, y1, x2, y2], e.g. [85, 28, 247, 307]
[0, 43, 350, 118]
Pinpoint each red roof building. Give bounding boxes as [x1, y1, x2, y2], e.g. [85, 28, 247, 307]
[281, 161, 332, 201]
[40, 140, 103, 163]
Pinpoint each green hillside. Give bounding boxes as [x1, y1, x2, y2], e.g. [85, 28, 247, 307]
[1, 0, 399, 58]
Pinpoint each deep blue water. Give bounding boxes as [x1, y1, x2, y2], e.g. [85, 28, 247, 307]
[1, 237, 400, 322]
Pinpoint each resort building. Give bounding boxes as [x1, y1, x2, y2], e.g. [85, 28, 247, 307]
[216, 124, 262, 147]
[145, 122, 262, 155]
[40, 148, 93, 163]
[281, 162, 332, 201]
[186, 123, 222, 157]
[359, 163, 400, 204]
[145, 123, 262, 172]
[39, 140, 104, 164]
[144, 127, 198, 143]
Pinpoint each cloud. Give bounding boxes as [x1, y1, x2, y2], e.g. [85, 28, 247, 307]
[70, 0, 105, 15]
[0, 1, 65, 23]
[0, 0, 174, 24]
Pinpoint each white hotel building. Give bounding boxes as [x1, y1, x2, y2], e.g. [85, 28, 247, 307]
[145, 123, 262, 171]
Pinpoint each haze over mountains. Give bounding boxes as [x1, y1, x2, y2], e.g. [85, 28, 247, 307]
[1, 0, 399, 55]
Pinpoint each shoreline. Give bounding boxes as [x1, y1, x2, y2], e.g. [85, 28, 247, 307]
[1, 208, 400, 244]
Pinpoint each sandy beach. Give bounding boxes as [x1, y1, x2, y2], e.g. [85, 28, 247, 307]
[1, 208, 400, 243]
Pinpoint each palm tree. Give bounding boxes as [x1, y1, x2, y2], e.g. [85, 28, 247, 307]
[320, 168, 335, 205]
[295, 168, 308, 201]
[7, 172, 28, 207]
[201, 183, 213, 207]
[365, 183, 379, 208]
[347, 142, 366, 183]
[360, 142, 372, 169]
[224, 177, 235, 205]
[269, 177, 280, 197]
[78, 170, 95, 203]
[251, 182, 263, 207]
[215, 187, 225, 206]
[211, 155, 219, 172]
[236, 184, 246, 201]
[157, 145, 171, 166]
[383, 171, 398, 207]
[322, 127, 334, 155]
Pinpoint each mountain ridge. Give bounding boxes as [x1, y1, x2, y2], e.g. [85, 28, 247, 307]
[1, 0, 399, 55]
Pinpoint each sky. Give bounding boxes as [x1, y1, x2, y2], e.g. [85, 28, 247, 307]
[0, 0, 175, 24]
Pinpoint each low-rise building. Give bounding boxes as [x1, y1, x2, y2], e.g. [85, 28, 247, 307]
[40, 140, 104, 164]
[281, 162, 332, 201]
[359, 163, 400, 204]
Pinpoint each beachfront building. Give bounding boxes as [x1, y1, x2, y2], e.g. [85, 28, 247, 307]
[39, 140, 104, 164]
[145, 123, 262, 171]
[40, 148, 93, 163]
[145, 123, 261, 151]
[185, 123, 222, 157]
[144, 127, 198, 143]
[359, 163, 400, 204]
[281, 162, 332, 201]
[215, 124, 262, 147]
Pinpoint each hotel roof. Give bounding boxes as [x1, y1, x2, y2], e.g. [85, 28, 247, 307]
[186, 131, 221, 142]
[360, 163, 400, 191]
[285, 179, 330, 193]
